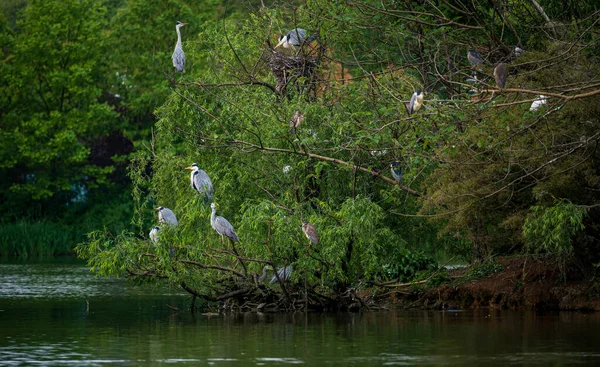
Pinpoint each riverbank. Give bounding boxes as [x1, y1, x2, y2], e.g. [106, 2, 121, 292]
[387, 256, 600, 311]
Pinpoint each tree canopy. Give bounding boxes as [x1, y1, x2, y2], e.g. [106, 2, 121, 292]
[2, 0, 599, 308]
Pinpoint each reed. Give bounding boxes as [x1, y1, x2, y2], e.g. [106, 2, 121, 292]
[0, 221, 73, 257]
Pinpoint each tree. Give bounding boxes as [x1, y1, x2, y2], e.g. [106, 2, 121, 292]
[78, 0, 600, 309]
[0, 0, 120, 217]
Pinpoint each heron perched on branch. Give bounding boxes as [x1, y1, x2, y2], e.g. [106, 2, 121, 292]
[514, 46, 525, 57]
[408, 90, 424, 115]
[258, 265, 293, 283]
[149, 226, 160, 244]
[493, 63, 507, 89]
[530, 96, 548, 111]
[172, 21, 187, 72]
[302, 221, 319, 246]
[467, 49, 485, 67]
[275, 28, 315, 49]
[157, 206, 178, 226]
[289, 110, 304, 134]
[185, 163, 214, 203]
[210, 203, 239, 243]
[390, 161, 403, 182]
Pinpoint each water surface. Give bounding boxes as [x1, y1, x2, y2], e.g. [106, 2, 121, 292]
[1, 258, 599, 366]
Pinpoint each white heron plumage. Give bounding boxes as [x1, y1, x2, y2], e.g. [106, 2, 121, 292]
[149, 226, 161, 244]
[530, 96, 548, 111]
[514, 46, 525, 57]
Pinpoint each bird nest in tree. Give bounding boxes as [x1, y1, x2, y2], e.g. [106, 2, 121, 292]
[265, 50, 320, 98]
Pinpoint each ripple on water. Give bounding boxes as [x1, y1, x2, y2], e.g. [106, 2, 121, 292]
[255, 358, 305, 364]
[0, 263, 183, 299]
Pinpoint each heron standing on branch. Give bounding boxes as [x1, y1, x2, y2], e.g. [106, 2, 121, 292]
[408, 90, 424, 115]
[493, 63, 507, 89]
[467, 49, 485, 67]
[149, 226, 161, 244]
[258, 265, 293, 283]
[289, 110, 304, 134]
[271, 265, 293, 283]
[210, 203, 239, 244]
[302, 221, 319, 246]
[275, 28, 315, 49]
[172, 21, 187, 72]
[390, 161, 403, 182]
[157, 206, 178, 226]
[185, 163, 214, 203]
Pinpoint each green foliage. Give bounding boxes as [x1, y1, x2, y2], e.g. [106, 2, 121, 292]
[74, 1, 600, 302]
[381, 250, 439, 282]
[523, 200, 587, 257]
[0, 0, 119, 216]
[0, 220, 72, 256]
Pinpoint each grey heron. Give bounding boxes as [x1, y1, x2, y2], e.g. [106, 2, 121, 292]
[275, 28, 314, 49]
[467, 49, 485, 67]
[289, 110, 304, 134]
[185, 163, 214, 203]
[530, 96, 548, 111]
[390, 161, 403, 182]
[258, 265, 293, 283]
[172, 21, 187, 72]
[271, 265, 293, 283]
[157, 206, 178, 226]
[210, 203, 239, 243]
[493, 63, 507, 89]
[408, 90, 424, 115]
[149, 226, 161, 244]
[302, 221, 319, 246]
[514, 46, 525, 57]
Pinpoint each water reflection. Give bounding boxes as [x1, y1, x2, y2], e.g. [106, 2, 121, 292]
[1, 259, 599, 366]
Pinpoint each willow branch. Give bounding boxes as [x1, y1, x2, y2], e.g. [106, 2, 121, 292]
[230, 139, 421, 196]
[178, 260, 246, 278]
[481, 88, 600, 101]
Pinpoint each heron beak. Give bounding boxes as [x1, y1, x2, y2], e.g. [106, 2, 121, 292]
[274, 39, 284, 49]
[182, 23, 188, 27]
[185, 166, 193, 170]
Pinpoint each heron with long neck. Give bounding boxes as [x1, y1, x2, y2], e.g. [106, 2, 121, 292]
[172, 21, 187, 72]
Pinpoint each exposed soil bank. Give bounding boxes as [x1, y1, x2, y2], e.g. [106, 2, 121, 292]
[388, 257, 600, 311]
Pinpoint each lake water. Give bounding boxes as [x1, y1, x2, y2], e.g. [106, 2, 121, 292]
[1, 258, 599, 366]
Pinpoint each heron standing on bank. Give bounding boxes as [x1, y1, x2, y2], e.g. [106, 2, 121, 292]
[185, 163, 214, 203]
[157, 206, 178, 227]
[172, 21, 187, 72]
[210, 203, 239, 244]
[408, 90, 424, 115]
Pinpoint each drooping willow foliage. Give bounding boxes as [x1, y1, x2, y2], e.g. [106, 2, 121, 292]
[77, 0, 600, 310]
